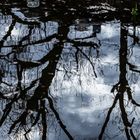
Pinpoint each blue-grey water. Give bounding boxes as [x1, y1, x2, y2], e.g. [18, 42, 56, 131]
[0, 2, 140, 140]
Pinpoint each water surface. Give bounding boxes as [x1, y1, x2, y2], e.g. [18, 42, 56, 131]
[0, 2, 140, 140]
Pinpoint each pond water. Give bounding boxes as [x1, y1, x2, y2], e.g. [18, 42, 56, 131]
[0, 2, 140, 140]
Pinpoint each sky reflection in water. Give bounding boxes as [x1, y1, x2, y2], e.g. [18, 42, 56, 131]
[0, 6, 140, 140]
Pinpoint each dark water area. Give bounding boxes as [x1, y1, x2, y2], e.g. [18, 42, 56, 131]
[1, 1, 140, 140]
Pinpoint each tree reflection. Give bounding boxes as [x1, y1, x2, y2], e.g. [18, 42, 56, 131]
[0, 7, 71, 140]
[0, 3, 101, 140]
[1, 1, 140, 140]
[99, 22, 140, 140]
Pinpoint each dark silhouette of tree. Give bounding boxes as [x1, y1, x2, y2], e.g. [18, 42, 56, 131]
[1, 1, 140, 140]
[0, 2, 100, 139]
[99, 22, 140, 140]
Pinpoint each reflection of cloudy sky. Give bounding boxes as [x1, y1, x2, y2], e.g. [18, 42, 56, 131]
[0, 13, 12, 40]
[1, 15, 140, 140]
[49, 21, 140, 140]
[0, 20, 58, 88]
[3, 21, 58, 46]
[50, 65, 116, 139]
[98, 21, 120, 39]
[68, 25, 93, 39]
[128, 45, 140, 66]
[48, 21, 121, 140]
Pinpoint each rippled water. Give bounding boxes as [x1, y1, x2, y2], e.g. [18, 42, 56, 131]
[0, 2, 140, 140]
